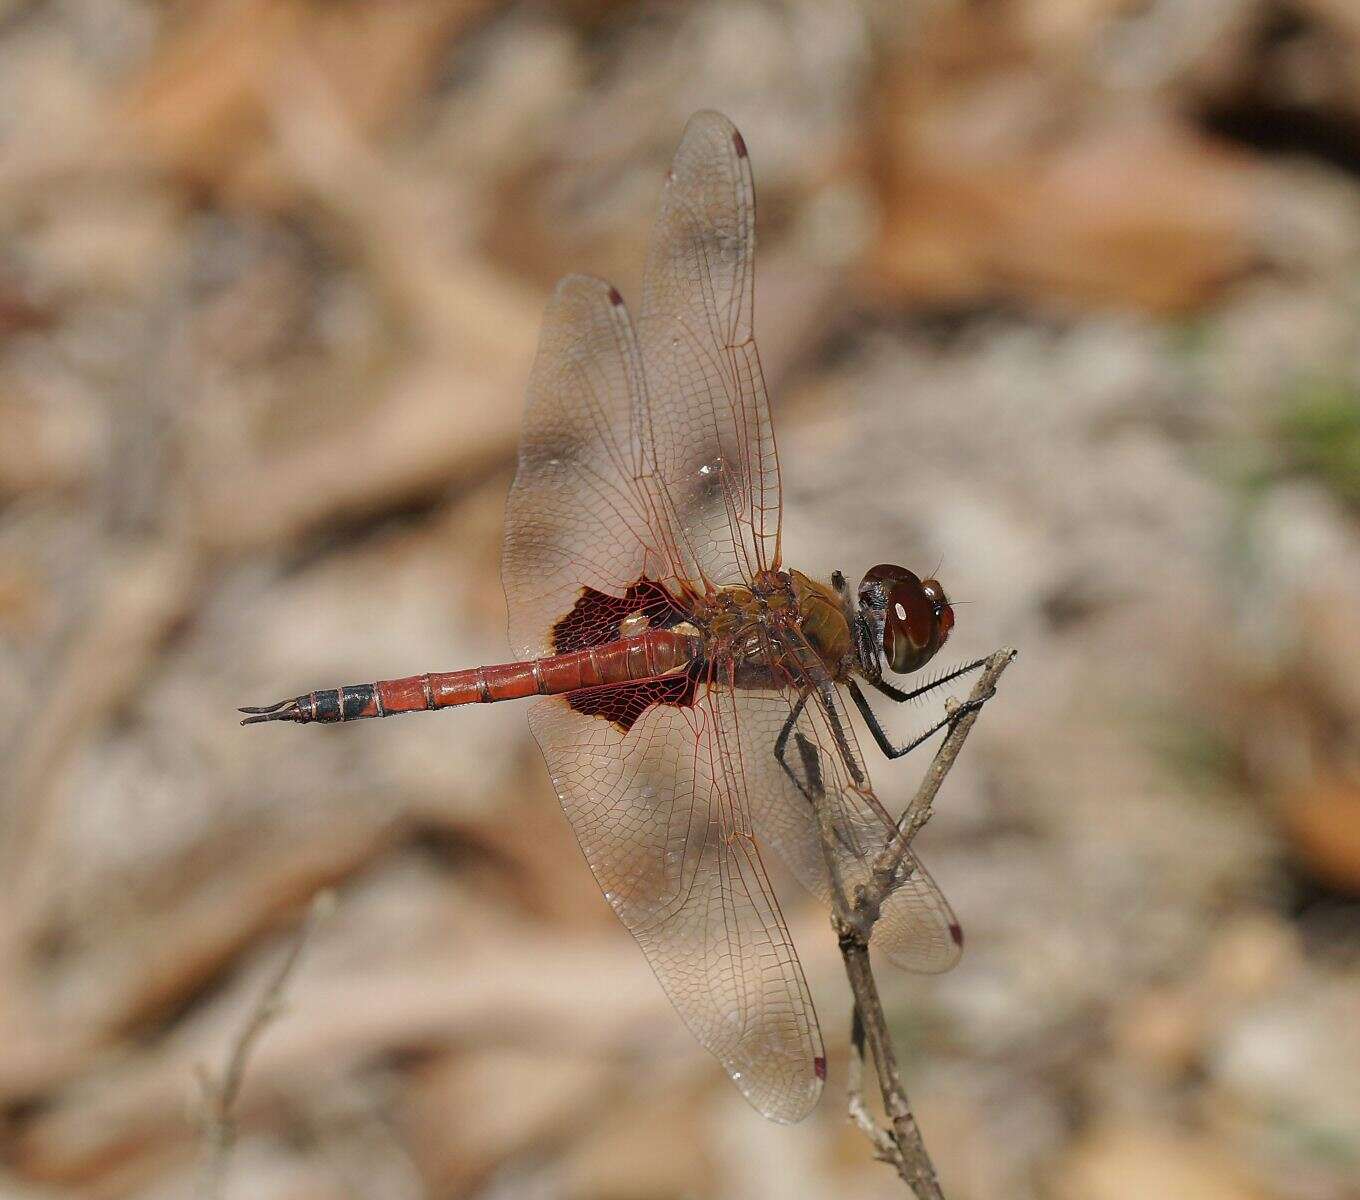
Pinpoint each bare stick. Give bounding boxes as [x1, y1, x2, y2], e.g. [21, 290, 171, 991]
[195, 890, 337, 1200]
[801, 645, 1016, 1197]
[847, 1004, 898, 1161]
[842, 937, 946, 1197]
[867, 648, 1016, 911]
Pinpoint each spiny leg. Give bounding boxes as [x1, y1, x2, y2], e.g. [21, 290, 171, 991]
[774, 692, 861, 860]
[774, 688, 893, 851]
[773, 685, 863, 792]
[849, 672, 996, 762]
[819, 685, 866, 789]
[774, 689, 813, 803]
[815, 681, 902, 828]
[794, 729, 858, 912]
[869, 655, 989, 705]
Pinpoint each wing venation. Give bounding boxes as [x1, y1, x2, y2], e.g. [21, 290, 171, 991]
[529, 683, 824, 1122]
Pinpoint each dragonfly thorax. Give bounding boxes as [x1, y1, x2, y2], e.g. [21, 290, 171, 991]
[787, 570, 854, 674]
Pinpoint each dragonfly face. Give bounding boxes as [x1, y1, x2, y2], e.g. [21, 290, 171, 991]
[856, 564, 955, 677]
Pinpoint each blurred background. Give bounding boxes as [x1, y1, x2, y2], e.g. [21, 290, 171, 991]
[2, 1, 1359, 1197]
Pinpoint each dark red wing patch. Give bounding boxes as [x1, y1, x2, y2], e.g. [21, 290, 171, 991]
[553, 579, 699, 731]
[566, 666, 702, 733]
[551, 578, 689, 654]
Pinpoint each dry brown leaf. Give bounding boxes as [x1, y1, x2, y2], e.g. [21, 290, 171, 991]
[0, 814, 398, 1103]
[874, 107, 1259, 312]
[399, 1049, 617, 1195]
[4, 544, 200, 909]
[870, 7, 1263, 312]
[1279, 775, 1360, 893]
[123, 0, 493, 209]
[11, 932, 667, 1185]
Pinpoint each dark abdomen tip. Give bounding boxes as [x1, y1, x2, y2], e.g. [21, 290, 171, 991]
[341, 684, 378, 720]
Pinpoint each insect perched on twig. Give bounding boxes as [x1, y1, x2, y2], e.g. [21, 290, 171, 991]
[242, 114, 1011, 1190]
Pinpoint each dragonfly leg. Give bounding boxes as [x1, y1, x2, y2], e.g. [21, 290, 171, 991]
[848, 678, 993, 762]
[774, 697, 861, 861]
[775, 686, 869, 790]
[869, 656, 989, 705]
[775, 687, 896, 841]
[773, 689, 813, 801]
[819, 684, 867, 788]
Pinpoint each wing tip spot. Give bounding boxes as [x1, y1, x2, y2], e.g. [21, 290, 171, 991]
[608, 285, 624, 307]
[949, 921, 964, 948]
[732, 129, 748, 158]
[813, 1055, 826, 1081]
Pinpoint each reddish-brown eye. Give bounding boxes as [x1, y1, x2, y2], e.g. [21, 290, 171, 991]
[922, 578, 954, 636]
[888, 580, 934, 650]
[859, 564, 953, 674]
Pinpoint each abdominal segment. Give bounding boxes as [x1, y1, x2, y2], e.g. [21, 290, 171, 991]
[553, 576, 705, 732]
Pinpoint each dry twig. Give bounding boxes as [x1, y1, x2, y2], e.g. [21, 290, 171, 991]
[195, 889, 337, 1200]
[804, 646, 1016, 1197]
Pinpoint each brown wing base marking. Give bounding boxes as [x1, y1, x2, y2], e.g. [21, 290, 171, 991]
[551, 578, 702, 732]
[567, 667, 703, 732]
[550, 578, 689, 651]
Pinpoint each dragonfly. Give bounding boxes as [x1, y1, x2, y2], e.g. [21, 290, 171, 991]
[241, 111, 984, 1123]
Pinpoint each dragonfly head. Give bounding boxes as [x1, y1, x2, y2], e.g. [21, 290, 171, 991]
[857, 564, 954, 675]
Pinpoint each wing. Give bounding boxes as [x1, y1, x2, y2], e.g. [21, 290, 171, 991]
[636, 110, 782, 590]
[502, 274, 669, 659]
[528, 678, 824, 1123]
[505, 112, 783, 657]
[505, 119, 821, 1119]
[729, 627, 963, 974]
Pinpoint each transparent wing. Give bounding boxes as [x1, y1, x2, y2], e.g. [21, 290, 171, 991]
[528, 678, 824, 1123]
[505, 117, 830, 1117]
[636, 110, 782, 590]
[505, 111, 784, 658]
[730, 628, 963, 974]
[502, 274, 668, 659]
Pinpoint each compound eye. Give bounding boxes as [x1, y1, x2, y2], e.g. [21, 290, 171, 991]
[858, 564, 955, 673]
[883, 575, 952, 673]
[887, 580, 934, 655]
[859, 562, 907, 606]
[922, 578, 954, 636]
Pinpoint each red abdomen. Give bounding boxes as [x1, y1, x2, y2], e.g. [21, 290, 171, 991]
[241, 629, 701, 725]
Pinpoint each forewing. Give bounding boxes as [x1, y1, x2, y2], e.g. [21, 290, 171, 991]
[503, 274, 667, 659]
[528, 680, 824, 1122]
[730, 631, 963, 974]
[505, 112, 784, 654]
[636, 110, 782, 589]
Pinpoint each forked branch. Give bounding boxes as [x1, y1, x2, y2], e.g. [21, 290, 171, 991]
[802, 645, 1015, 1197]
[866, 648, 1015, 913]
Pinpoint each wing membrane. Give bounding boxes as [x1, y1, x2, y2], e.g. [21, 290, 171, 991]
[502, 116, 957, 1119]
[636, 110, 782, 589]
[529, 681, 824, 1122]
[502, 275, 665, 659]
[505, 110, 786, 657]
